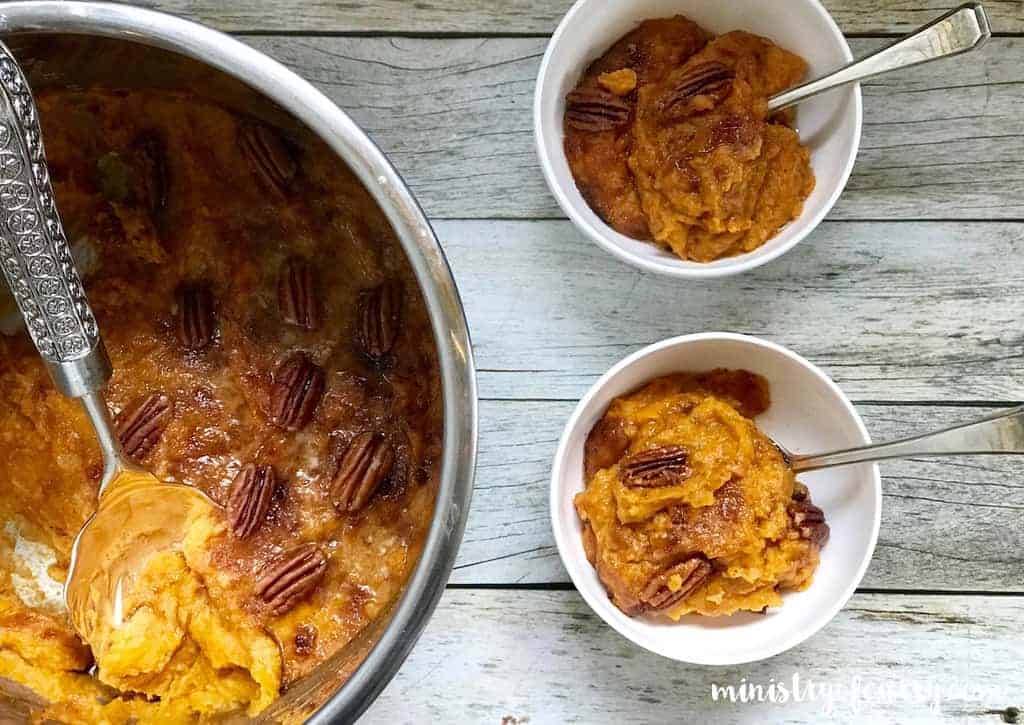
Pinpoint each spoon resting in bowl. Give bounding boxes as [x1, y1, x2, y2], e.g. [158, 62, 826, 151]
[0, 41, 220, 644]
[777, 405, 1024, 473]
[768, 2, 990, 112]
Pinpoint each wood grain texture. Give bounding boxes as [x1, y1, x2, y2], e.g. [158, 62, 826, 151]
[127, 0, 1024, 35]
[453, 401, 1024, 589]
[366, 589, 1024, 723]
[435, 220, 1024, 402]
[238, 36, 1024, 220]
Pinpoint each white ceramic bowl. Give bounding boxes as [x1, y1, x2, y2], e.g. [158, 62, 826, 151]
[534, 0, 862, 278]
[550, 333, 881, 664]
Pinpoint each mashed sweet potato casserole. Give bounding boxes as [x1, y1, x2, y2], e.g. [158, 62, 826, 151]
[0, 87, 442, 722]
[575, 370, 828, 618]
[564, 16, 816, 261]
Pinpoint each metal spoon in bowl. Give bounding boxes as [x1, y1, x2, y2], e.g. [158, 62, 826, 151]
[768, 3, 990, 113]
[0, 43, 220, 643]
[777, 405, 1024, 473]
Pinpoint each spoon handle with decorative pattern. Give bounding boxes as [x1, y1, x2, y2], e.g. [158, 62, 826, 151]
[0, 40, 112, 398]
[0, 41, 126, 484]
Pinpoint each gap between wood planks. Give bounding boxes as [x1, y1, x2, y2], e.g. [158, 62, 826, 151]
[226, 30, 1024, 39]
[105, 0, 1024, 35]
[445, 582, 1024, 595]
[475, 398, 1024, 406]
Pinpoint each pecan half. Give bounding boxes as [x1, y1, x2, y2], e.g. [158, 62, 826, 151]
[641, 556, 712, 611]
[331, 432, 395, 513]
[115, 393, 171, 460]
[131, 131, 169, 216]
[269, 353, 326, 431]
[278, 257, 321, 330]
[239, 121, 298, 196]
[659, 62, 734, 119]
[227, 463, 276, 539]
[255, 543, 327, 615]
[565, 87, 631, 132]
[357, 279, 404, 361]
[294, 624, 318, 657]
[621, 446, 691, 487]
[790, 500, 829, 546]
[175, 283, 216, 351]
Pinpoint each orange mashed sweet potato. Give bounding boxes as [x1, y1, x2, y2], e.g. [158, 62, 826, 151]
[575, 370, 828, 618]
[564, 16, 816, 262]
[0, 81, 442, 723]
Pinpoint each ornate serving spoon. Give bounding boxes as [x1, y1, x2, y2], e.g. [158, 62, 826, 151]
[769, 3, 990, 112]
[776, 406, 1024, 473]
[0, 42, 219, 642]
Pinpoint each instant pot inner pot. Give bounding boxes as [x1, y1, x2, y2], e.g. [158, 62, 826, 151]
[0, 34, 413, 724]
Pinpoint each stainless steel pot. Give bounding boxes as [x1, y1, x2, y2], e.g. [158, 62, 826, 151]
[0, 2, 477, 722]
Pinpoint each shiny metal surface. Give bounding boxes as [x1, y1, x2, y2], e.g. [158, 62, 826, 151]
[0, 39, 112, 399]
[781, 405, 1024, 473]
[0, 2, 478, 723]
[76, 390, 129, 493]
[769, 3, 990, 112]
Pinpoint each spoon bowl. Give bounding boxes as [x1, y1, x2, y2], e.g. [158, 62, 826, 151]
[65, 472, 221, 643]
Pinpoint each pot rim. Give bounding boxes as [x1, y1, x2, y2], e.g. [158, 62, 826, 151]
[0, 2, 478, 722]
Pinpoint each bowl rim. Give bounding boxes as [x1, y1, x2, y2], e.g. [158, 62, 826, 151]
[0, 2, 478, 721]
[532, 0, 864, 279]
[549, 331, 883, 664]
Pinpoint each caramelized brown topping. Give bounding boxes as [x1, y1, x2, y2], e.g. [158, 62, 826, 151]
[278, 257, 321, 330]
[331, 432, 395, 514]
[565, 87, 631, 132]
[269, 353, 326, 431]
[641, 556, 711, 611]
[294, 624, 318, 657]
[227, 463, 275, 539]
[114, 393, 171, 460]
[255, 543, 327, 616]
[131, 131, 169, 216]
[790, 499, 829, 546]
[95, 131, 168, 219]
[239, 121, 298, 196]
[705, 115, 759, 151]
[659, 61, 734, 119]
[358, 279, 404, 361]
[175, 283, 216, 351]
[584, 416, 631, 480]
[621, 446, 691, 488]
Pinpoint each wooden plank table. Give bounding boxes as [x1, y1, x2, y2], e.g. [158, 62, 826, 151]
[137, 1, 1023, 721]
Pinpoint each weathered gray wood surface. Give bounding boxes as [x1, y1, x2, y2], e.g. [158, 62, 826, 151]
[26, 1, 1023, 721]
[236, 36, 1024, 220]
[128, 0, 1024, 35]
[454, 401, 1024, 589]
[435, 220, 1024, 402]
[366, 589, 1024, 723]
